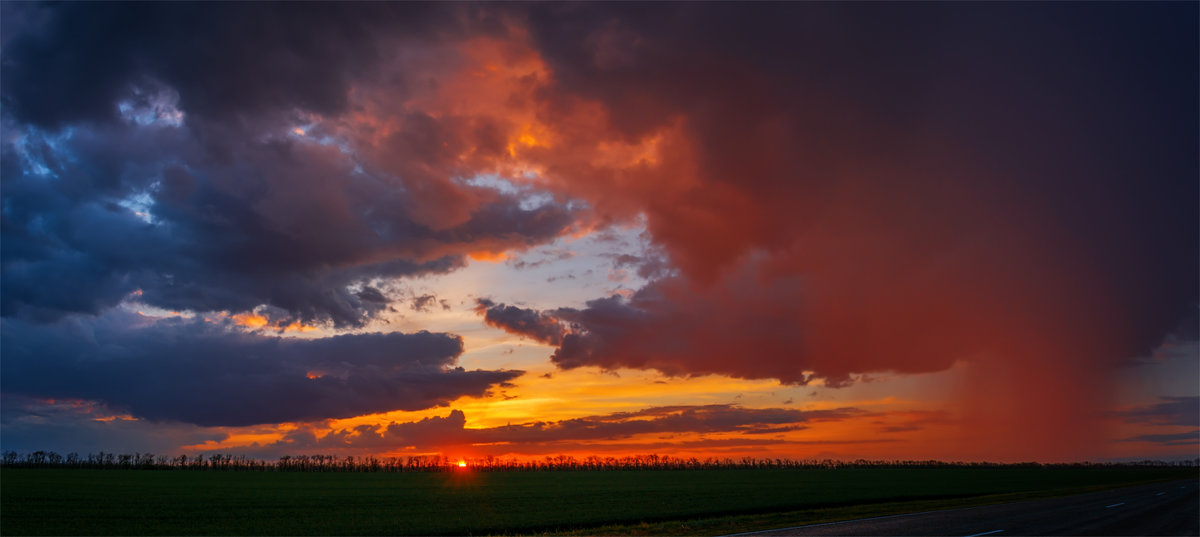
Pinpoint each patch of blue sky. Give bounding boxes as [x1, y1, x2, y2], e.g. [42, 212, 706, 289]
[352, 216, 659, 371]
[295, 132, 352, 154]
[459, 173, 564, 211]
[9, 127, 75, 179]
[117, 296, 192, 320]
[461, 173, 522, 195]
[286, 116, 357, 156]
[459, 217, 655, 311]
[116, 85, 184, 127]
[518, 192, 554, 211]
[116, 189, 158, 224]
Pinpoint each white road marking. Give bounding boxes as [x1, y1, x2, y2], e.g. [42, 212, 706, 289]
[1156, 492, 1166, 496]
[1105, 502, 1125, 508]
[963, 530, 1004, 537]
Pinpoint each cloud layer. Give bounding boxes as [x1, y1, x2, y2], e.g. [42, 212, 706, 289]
[0, 311, 521, 427]
[253, 404, 868, 455]
[1, 3, 577, 327]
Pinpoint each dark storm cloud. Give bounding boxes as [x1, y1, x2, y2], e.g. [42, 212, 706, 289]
[0, 310, 523, 427]
[487, 3, 1199, 459]
[4, 0, 1194, 375]
[0, 2, 474, 128]
[514, 1, 1199, 379]
[479, 275, 826, 384]
[0, 121, 574, 325]
[1, 3, 577, 326]
[474, 299, 564, 346]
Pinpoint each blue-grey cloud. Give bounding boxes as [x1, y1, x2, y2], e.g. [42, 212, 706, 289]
[0, 3, 473, 129]
[1, 3, 576, 327]
[0, 311, 523, 427]
[475, 298, 565, 346]
[0, 118, 575, 326]
[0, 395, 224, 455]
[1117, 396, 1200, 428]
[1118, 430, 1200, 447]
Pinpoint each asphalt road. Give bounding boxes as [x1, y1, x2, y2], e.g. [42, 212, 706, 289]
[730, 478, 1199, 536]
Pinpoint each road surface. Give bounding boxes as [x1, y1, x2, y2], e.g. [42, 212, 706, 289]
[729, 478, 1198, 536]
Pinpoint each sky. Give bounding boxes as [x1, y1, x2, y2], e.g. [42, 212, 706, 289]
[1, 2, 1197, 463]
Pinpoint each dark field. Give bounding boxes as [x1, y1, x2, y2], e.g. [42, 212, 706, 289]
[1, 467, 1194, 535]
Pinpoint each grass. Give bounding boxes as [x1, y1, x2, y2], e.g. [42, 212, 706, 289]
[1, 467, 1194, 535]
[549, 480, 1194, 536]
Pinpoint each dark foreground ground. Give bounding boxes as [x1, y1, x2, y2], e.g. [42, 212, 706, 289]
[732, 478, 1198, 536]
[1, 466, 1194, 535]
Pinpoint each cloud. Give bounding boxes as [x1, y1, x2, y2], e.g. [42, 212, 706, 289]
[247, 403, 868, 454]
[1118, 430, 1200, 447]
[0, 310, 523, 427]
[476, 264, 962, 386]
[1, 3, 588, 327]
[0, 3, 480, 129]
[475, 299, 564, 346]
[507, 248, 576, 271]
[0, 395, 223, 455]
[1117, 397, 1200, 428]
[870, 411, 953, 434]
[518, 2, 1196, 366]
[1, 117, 578, 326]
[546, 272, 823, 384]
[466, 404, 861, 445]
[508, 3, 1196, 460]
[410, 294, 440, 313]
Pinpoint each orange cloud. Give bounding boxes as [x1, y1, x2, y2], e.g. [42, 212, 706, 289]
[282, 321, 317, 333]
[468, 251, 509, 263]
[350, 15, 1160, 463]
[233, 313, 269, 329]
[232, 312, 318, 333]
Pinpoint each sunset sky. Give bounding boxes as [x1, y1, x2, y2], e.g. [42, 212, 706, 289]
[1, 2, 1196, 463]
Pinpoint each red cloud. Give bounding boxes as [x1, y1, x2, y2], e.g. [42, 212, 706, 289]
[461, 5, 1197, 461]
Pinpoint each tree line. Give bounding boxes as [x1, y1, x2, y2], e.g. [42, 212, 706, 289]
[2, 450, 1196, 472]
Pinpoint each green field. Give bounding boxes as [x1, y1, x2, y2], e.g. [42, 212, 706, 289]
[1, 467, 1194, 535]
